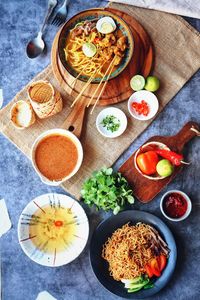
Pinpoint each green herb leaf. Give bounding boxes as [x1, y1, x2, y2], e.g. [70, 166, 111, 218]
[81, 167, 134, 214]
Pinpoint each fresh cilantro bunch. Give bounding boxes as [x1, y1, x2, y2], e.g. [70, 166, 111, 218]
[81, 167, 134, 214]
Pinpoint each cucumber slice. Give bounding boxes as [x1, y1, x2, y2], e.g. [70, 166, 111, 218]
[125, 280, 149, 289]
[82, 43, 97, 57]
[144, 283, 154, 289]
[130, 75, 145, 91]
[128, 287, 143, 293]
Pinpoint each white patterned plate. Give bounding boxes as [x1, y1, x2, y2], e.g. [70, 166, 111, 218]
[18, 193, 89, 267]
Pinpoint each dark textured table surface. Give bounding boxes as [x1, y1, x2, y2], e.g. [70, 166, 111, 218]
[0, 1, 200, 300]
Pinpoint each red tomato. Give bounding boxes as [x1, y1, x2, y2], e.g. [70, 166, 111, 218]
[158, 255, 167, 271]
[136, 151, 159, 175]
[150, 258, 161, 277]
[145, 264, 154, 278]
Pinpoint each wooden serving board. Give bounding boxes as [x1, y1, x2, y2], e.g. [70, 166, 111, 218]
[51, 7, 154, 137]
[119, 121, 199, 203]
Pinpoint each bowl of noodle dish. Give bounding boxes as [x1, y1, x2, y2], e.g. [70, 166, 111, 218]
[90, 210, 177, 298]
[57, 8, 134, 83]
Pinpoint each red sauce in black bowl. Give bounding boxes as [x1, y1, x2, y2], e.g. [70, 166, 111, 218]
[163, 192, 188, 219]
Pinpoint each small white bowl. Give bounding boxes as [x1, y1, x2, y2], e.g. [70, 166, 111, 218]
[18, 193, 89, 267]
[128, 90, 159, 121]
[31, 128, 83, 186]
[96, 107, 127, 138]
[160, 190, 192, 222]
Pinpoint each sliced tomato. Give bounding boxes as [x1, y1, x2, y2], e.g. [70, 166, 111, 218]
[145, 264, 154, 278]
[158, 255, 167, 271]
[150, 258, 161, 277]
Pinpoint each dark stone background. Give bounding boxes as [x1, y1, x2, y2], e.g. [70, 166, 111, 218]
[0, 1, 199, 299]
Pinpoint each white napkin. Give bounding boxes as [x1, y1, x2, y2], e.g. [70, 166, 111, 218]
[36, 291, 57, 300]
[0, 89, 3, 109]
[108, 0, 200, 19]
[0, 199, 11, 237]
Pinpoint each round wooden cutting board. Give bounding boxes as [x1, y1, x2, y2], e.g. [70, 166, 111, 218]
[51, 7, 154, 107]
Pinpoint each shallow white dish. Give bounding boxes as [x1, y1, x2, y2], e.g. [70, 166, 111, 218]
[18, 193, 89, 267]
[96, 107, 127, 138]
[160, 190, 192, 222]
[128, 90, 159, 121]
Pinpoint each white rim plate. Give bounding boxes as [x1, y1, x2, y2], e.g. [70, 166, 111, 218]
[96, 107, 127, 138]
[18, 193, 89, 267]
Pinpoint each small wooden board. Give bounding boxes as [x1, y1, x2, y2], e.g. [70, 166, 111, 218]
[51, 7, 154, 106]
[119, 122, 199, 203]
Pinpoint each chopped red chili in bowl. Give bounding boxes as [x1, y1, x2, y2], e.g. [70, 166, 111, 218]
[131, 100, 149, 116]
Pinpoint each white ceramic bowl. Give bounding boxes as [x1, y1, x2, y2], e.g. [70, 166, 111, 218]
[18, 193, 89, 267]
[134, 141, 170, 180]
[160, 190, 192, 222]
[31, 128, 83, 186]
[96, 107, 127, 138]
[128, 90, 159, 121]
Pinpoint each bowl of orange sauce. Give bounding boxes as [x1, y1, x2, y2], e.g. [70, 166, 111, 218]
[31, 129, 83, 185]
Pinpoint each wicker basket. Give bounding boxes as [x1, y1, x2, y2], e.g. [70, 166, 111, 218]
[28, 80, 63, 119]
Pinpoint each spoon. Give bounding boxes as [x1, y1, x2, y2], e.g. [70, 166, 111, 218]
[26, 0, 57, 58]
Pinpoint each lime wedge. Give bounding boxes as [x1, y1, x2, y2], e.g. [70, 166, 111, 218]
[82, 43, 97, 57]
[130, 75, 145, 91]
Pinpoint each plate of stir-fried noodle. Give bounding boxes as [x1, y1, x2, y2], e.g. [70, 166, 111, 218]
[90, 210, 177, 298]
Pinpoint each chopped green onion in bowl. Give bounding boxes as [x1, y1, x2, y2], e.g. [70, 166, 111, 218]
[96, 107, 127, 138]
[101, 114, 120, 133]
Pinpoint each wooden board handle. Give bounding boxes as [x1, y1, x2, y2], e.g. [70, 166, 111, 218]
[61, 100, 86, 138]
[172, 121, 199, 152]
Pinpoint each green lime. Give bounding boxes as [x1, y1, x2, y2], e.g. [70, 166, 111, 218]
[130, 75, 145, 91]
[144, 76, 160, 92]
[156, 159, 174, 177]
[82, 43, 97, 57]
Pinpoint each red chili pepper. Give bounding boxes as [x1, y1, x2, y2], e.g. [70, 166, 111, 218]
[155, 149, 184, 166]
[131, 100, 149, 116]
[94, 37, 102, 43]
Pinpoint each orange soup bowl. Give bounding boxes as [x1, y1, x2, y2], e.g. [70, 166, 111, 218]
[31, 129, 83, 186]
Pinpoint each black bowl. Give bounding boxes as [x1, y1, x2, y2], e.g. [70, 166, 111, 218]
[90, 210, 177, 299]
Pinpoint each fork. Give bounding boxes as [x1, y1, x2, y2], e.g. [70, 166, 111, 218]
[51, 0, 70, 26]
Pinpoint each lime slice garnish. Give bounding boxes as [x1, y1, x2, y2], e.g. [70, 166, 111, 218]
[130, 75, 145, 91]
[82, 43, 97, 57]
